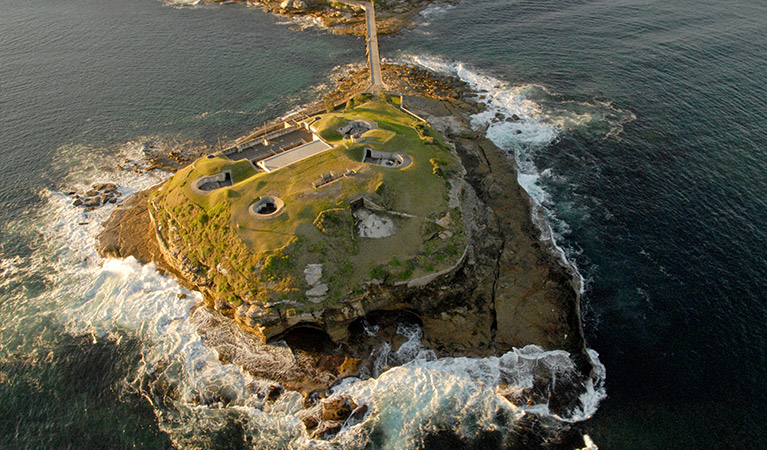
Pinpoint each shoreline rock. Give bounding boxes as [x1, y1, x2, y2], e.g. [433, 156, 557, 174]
[206, 0, 457, 36]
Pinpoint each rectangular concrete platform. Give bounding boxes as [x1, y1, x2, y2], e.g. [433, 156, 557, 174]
[257, 139, 333, 173]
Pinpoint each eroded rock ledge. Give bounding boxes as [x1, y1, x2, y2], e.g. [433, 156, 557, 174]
[98, 65, 592, 405]
[207, 0, 457, 36]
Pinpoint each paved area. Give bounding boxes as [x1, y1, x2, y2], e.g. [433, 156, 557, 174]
[257, 140, 333, 172]
[226, 127, 314, 163]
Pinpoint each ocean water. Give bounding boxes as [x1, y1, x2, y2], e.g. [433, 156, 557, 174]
[1, 0, 766, 448]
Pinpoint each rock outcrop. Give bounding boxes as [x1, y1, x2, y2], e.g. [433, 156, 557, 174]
[297, 394, 368, 439]
[206, 0, 457, 36]
[68, 182, 120, 209]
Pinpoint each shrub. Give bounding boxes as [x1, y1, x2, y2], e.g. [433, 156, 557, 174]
[195, 211, 209, 227]
[370, 266, 388, 280]
[430, 158, 456, 179]
[314, 208, 349, 236]
[262, 253, 293, 280]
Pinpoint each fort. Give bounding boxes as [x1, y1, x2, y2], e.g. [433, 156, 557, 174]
[149, 91, 468, 343]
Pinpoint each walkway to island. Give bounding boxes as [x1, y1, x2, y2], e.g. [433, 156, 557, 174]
[337, 0, 383, 91]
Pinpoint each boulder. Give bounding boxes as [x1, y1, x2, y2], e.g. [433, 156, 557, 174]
[321, 395, 357, 421]
[101, 243, 120, 258]
[314, 420, 343, 440]
[281, 0, 307, 10]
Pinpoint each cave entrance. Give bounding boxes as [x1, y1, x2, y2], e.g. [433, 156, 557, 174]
[277, 324, 334, 353]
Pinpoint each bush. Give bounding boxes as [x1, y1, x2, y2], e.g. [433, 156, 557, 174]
[195, 211, 209, 227]
[314, 208, 350, 236]
[262, 253, 293, 280]
[430, 158, 456, 179]
[370, 266, 388, 280]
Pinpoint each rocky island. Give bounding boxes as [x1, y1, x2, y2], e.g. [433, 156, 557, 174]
[97, 3, 595, 442]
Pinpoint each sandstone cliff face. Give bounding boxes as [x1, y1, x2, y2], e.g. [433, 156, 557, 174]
[435, 104, 590, 373]
[413, 99, 589, 373]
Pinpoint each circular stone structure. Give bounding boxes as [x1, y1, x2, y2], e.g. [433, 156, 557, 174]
[362, 148, 412, 169]
[250, 196, 285, 219]
[191, 170, 233, 195]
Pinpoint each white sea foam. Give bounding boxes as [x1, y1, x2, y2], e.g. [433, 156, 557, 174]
[396, 54, 611, 419]
[162, 0, 204, 9]
[420, 3, 456, 19]
[417, 2, 456, 29]
[332, 366, 520, 450]
[29, 141, 315, 448]
[331, 343, 606, 449]
[275, 14, 328, 31]
[399, 54, 634, 295]
[161, 0, 219, 9]
[399, 55, 561, 206]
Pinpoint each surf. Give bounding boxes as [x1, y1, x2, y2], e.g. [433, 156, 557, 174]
[1, 69, 609, 447]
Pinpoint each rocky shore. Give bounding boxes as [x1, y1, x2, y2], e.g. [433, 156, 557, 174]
[207, 0, 456, 36]
[97, 64, 593, 432]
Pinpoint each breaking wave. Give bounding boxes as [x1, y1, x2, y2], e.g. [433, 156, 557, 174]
[274, 13, 329, 32]
[401, 54, 634, 294]
[417, 2, 457, 29]
[161, 0, 208, 9]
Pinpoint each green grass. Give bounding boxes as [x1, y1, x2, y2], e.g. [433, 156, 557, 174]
[153, 98, 467, 312]
[359, 128, 396, 144]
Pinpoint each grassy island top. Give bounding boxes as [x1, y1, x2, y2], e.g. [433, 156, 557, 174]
[151, 96, 466, 311]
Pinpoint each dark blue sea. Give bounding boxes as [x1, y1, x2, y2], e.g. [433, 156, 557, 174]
[1, 0, 766, 448]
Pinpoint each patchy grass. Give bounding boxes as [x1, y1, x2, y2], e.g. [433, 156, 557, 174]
[153, 98, 466, 312]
